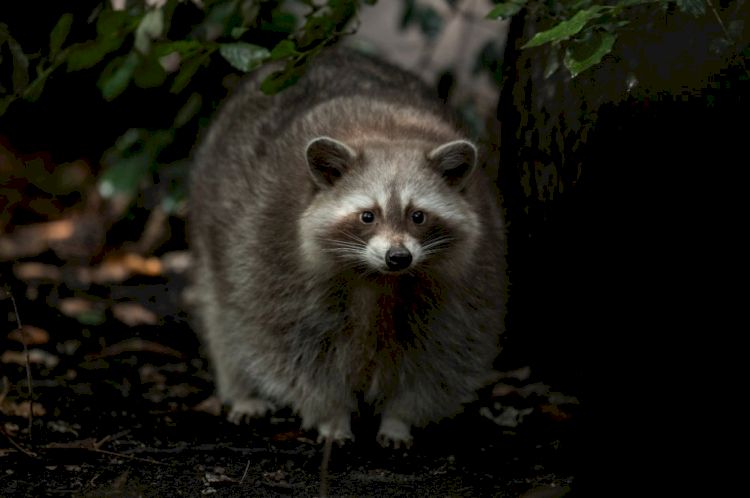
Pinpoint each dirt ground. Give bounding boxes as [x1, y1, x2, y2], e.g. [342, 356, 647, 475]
[0, 186, 578, 496]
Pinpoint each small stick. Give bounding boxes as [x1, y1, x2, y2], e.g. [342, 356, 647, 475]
[0, 426, 38, 459]
[88, 448, 169, 466]
[94, 430, 131, 450]
[8, 290, 33, 440]
[318, 436, 333, 498]
[239, 460, 251, 484]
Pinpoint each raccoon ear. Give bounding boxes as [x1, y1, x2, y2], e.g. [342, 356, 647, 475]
[305, 136, 357, 188]
[428, 140, 477, 189]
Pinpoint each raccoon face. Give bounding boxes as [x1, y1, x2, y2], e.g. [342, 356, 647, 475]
[300, 136, 481, 276]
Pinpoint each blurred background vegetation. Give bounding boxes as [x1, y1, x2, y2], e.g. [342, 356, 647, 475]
[1, 0, 748, 401]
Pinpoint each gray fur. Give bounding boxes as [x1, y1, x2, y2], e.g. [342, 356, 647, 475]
[189, 48, 507, 445]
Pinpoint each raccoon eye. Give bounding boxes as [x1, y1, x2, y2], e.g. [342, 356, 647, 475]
[411, 211, 425, 224]
[360, 211, 375, 224]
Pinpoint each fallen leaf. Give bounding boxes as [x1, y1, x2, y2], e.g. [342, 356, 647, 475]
[1, 348, 59, 369]
[492, 381, 550, 399]
[47, 420, 81, 436]
[49, 212, 106, 261]
[272, 430, 305, 442]
[96, 338, 182, 358]
[0, 399, 47, 418]
[3, 422, 19, 434]
[112, 302, 158, 326]
[0, 219, 75, 261]
[121, 253, 162, 276]
[58, 297, 107, 325]
[193, 395, 222, 416]
[166, 383, 200, 398]
[8, 325, 50, 345]
[13, 262, 62, 282]
[491, 383, 517, 397]
[73, 253, 163, 285]
[205, 468, 235, 484]
[495, 366, 532, 382]
[45, 438, 97, 449]
[75, 261, 125, 285]
[479, 404, 533, 428]
[540, 404, 573, 421]
[58, 297, 95, 316]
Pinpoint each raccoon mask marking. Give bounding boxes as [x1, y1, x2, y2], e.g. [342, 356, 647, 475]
[300, 136, 481, 277]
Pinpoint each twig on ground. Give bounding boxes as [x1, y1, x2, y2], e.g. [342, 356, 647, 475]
[94, 430, 131, 450]
[87, 448, 169, 466]
[7, 290, 33, 440]
[0, 426, 39, 459]
[240, 460, 251, 484]
[319, 436, 333, 497]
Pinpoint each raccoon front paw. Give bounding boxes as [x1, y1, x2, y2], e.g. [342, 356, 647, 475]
[377, 416, 413, 449]
[226, 398, 274, 424]
[316, 417, 354, 445]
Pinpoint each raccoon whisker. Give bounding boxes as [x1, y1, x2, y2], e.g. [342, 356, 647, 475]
[337, 230, 368, 245]
[321, 245, 364, 253]
[318, 237, 366, 249]
[321, 250, 364, 262]
[321, 244, 366, 255]
[422, 236, 454, 254]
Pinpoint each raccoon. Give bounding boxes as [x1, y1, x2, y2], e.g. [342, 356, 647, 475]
[189, 48, 506, 447]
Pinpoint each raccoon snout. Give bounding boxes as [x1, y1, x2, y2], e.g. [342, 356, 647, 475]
[385, 247, 413, 271]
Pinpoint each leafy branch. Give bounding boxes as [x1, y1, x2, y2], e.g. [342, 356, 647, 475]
[486, 0, 744, 78]
[0, 0, 370, 116]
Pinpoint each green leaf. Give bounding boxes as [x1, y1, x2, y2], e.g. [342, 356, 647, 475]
[675, 0, 706, 17]
[219, 42, 270, 71]
[96, 9, 137, 37]
[269, 40, 298, 61]
[133, 53, 167, 88]
[50, 13, 73, 57]
[172, 93, 202, 128]
[522, 6, 609, 48]
[170, 54, 207, 94]
[260, 67, 300, 95]
[98, 52, 140, 100]
[66, 37, 125, 71]
[22, 68, 52, 102]
[98, 150, 151, 199]
[564, 31, 617, 77]
[231, 26, 249, 39]
[260, 11, 297, 34]
[8, 37, 29, 94]
[153, 40, 203, 59]
[135, 9, 165, 54]
[486, 0, 527, 20]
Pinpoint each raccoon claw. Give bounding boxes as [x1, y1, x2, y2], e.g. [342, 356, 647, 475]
[377, 417, 413, 449]
[227, 398, 274, 424]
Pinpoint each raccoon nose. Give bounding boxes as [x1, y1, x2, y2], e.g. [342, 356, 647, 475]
[385, 247, 413, 271]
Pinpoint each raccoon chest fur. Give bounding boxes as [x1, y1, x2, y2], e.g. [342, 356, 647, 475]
[342, 276, 433, 398]
[189, 48, 507, 446]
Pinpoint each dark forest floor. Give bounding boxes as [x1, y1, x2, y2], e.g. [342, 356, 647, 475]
[1, 141, 578, 497]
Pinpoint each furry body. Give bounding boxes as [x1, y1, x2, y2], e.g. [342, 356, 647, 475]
[189, 49, 506, 445]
